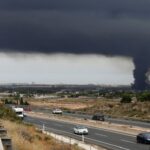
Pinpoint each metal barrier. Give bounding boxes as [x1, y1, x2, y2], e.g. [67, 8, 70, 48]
[1, 138, 12, 150]
[0, 139, 4, 150]
[0, 127, 12, 150]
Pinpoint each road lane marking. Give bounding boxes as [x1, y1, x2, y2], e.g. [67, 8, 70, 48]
[95, 133, 107, 137]
[45, 125, 130, 150]
[53, 123, 63, 127]
[25, 118, 33, 121]
[39, 121, 47, 124]
[121, 139, 135, 144]
[85, 137, 130, 150]
[25, 119, 131, 150]
[86, 125, 135, 138]
[28, 113, 136, 137]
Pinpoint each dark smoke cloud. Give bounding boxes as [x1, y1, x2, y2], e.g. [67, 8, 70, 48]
[0, 0, 150, 89]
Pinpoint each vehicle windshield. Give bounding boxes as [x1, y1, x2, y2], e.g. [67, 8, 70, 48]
[144, 133, 150, 138]
[76, 126, 86, 129]
[54, 109, 61, 111]
[16, 112, 23, 115]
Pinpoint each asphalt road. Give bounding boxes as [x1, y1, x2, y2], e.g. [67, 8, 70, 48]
[31, 106, 150, 129]
[24, 115, 150, 150]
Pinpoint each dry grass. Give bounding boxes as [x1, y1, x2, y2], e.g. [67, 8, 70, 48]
[28, 98, 150, 120]
[1, 120, 82, 150]
[29, 98, 93, 110]
[81, 101, 150, 120]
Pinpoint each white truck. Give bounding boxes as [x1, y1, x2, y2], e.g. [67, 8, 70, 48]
[12, 107, 24, 119]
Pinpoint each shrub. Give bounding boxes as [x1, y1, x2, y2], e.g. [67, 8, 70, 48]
[136, 92, 150, 102]
[0, 104, 20, 121]
[121, 94, 132, 103]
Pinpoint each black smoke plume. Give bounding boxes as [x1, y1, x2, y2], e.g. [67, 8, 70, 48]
[0, 0, 150, 90]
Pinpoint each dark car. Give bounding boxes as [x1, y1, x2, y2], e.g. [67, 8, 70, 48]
[92, 114, 105, 121]
[136, 132, 150, 144]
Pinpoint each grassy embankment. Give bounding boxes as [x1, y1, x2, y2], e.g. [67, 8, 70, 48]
[0, 104, 82, 150]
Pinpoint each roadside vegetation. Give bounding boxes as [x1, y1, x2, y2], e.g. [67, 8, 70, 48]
[26, 91, 150, 121]
[1, 90, 150, 121]
[0, 104, 19, 121]
[0, 104, 82, 150]
[2, 120, 81, 150]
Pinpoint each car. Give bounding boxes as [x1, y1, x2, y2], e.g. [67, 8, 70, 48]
[136, 132, 150, 144]
[52, 108, 63, 114]
[73, 126, 88, 135]
[92, 114, 105, 121]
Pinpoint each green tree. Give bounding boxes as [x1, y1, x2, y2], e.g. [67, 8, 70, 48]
[20, 97, 24, 105]
[4, 99, 8, 104]
[24, 101, 29, 105]
[14, 92, 20, 105]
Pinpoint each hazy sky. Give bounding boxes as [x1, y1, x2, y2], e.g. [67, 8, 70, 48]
[0, 53, 134, 85]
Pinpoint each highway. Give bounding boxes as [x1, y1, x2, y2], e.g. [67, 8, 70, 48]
[31, 106, 150, 129]
[24, 115, 150, 150]
[63, 113, 150, 129]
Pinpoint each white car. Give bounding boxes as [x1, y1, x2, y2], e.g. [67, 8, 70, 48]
[73, 126, 88, 135]
[52, 108, 63, 114]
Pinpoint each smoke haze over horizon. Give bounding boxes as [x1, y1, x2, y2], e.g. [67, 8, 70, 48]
[0, 0, 150, 89]
[0, 53, 134, 85]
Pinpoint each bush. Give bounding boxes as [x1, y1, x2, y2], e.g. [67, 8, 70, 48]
[121, 94, 132, 103]
[4, 99, 13, 104]
[136, 92, 150, 102]
[24, 101, 29, 105]
[0, 104, 20, 121]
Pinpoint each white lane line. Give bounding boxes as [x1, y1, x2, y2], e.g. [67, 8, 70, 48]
[95, 133, 108, 137]
[29, 113, 135, 137]
[25, 120, 130, 150]
[45, 126, 130, 150]
[87, 125, 135, 138]
[85, 137, 130, 150]
[38, 114, 136, 137]
[26, 118, 34, 121]
[53, 123, 63, 127]
[39, 121, 48, 124]
[121, 139, 135, 144]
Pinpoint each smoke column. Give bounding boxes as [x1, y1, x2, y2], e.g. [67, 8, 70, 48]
[133, 54, 150, 90]
[0, 0, 150, 90]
